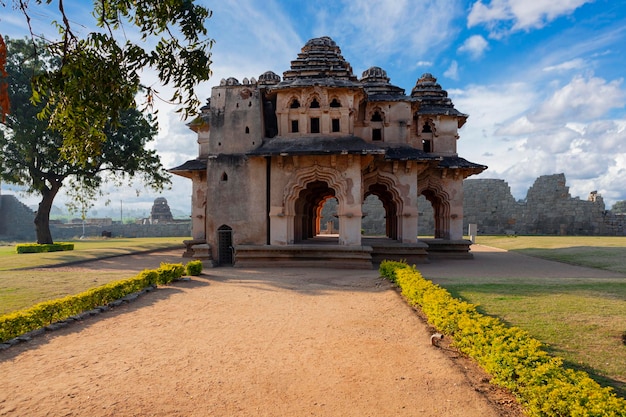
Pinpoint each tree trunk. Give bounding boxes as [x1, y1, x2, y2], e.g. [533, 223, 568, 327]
[34, 188, 59, 244]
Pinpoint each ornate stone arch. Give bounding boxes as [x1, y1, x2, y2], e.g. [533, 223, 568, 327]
[287, 96, 301, 109]
[363, 170, 406, 240]
[367, 106, 386, 123]
[418, 175, 451, 239]
[283, 165, 351, 216]
[306, 93, 322, 109]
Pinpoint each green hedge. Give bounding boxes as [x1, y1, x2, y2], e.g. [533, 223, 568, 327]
[16, 242, 75, 253]
[0, 262, 189, 343]
[379, 260, 626, 417]
[185, 260, 203, 276]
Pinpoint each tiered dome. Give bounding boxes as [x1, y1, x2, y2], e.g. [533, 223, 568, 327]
[411, 73, 467, 122]
[277, 36, 360, 88]
[360, 66, 405, 98]
[258, 71, 281, 86]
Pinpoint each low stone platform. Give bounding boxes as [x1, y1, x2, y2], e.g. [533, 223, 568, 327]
[364, 237, 430, 265]
[234, 244, 374, 269]
[232, 236, 468, 268]
[420, 238, 474, 259]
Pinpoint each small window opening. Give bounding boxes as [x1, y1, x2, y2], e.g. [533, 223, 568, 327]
[332, 118, 340, 132]
[290, 99, 300, 108]
[245, 126, 250, 134]
[236, 103, 239, 108]
[422, 123, 432, 133]
[291, 120, 299, 133]
[330, 98, 341, 107]
[221, 172, 228, 181]
[423, 139, 432, 152]
[372, 128, 382, 141]
[371, 111, 383, 122]
[310, 98, 320, 108]
[248, 101, 252, 107]
[310, 117, 320, 133]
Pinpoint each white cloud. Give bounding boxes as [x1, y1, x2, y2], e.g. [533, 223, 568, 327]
[542, 58, 586, 72]
[468, 0, 593, 37]
[531, 75, 625, 123]
[444, 61, 460, 80]
[312, 0, 464, 70]
[458, 35, 489, 59]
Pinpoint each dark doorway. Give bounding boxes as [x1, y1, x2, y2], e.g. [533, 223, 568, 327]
[217, 225, 233, 265]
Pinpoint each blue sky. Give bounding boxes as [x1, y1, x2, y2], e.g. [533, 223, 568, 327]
[2, 0, 626, 215]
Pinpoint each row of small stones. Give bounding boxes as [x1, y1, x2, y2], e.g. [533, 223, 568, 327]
[0, 277, 191, 351]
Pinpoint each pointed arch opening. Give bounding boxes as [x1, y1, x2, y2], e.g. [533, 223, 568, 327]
[294, 180, 336, 242]
[421, 188, 451, 239]
[365, 184, 399, 240]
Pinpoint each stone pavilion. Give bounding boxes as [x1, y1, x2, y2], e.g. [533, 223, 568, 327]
[171, 36, 486, 268]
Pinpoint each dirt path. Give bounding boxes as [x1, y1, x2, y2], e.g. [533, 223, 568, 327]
[0, 248, 526, 417]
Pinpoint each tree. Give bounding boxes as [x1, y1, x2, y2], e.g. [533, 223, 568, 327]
[611, 200, 626, 214]
[0, 0, 213, 165]
[0, 37, 170, 244]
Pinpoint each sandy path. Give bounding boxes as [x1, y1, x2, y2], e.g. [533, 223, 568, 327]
[0, 250, 523, 417]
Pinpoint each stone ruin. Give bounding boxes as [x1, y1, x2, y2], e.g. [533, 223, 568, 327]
[414, 173, 624, 236]
[149, 197, 174, 224]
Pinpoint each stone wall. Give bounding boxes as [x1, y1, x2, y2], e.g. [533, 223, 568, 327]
[0, 195, 37, 241]
[416, 173, 623, 236]
[0, 194, 191, 242]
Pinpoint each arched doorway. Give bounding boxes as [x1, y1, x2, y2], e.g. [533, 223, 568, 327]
[217, 225, 233, 265]
[365, 183, 399, 240]
[319, 197, 338, 234]
[361, 194, 385, 236]
[421, 189, 450, 239]
[293, 180, 336, 242]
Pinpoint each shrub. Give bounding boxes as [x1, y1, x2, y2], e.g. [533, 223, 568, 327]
[379, 260, 626, 417]
[16, 242, 74, 253]
[156, 263, 185, 285]
[0, 263, 186, 343]
[185, 260, 203, 276]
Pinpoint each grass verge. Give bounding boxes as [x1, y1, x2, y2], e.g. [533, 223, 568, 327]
[0, 237, 186, 315]
[442, 235, 626, 397]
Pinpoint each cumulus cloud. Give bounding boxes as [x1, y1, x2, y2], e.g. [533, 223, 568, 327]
[531, 75, 625, 123]
[458, 35, 489, 59]
[468, 0, 593, 37]
[444, 61, 460, 80]
[455, 73, 626, 206]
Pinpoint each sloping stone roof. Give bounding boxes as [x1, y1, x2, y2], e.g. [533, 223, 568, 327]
[169, 158, 208, 174]
[247, 136, 384, 156]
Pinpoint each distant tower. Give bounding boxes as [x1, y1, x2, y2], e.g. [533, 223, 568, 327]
[150, 197, 173, 223]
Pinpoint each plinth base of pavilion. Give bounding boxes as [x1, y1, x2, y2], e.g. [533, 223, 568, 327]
[420, 238, 474, 259]
[234, 244, 374, 269]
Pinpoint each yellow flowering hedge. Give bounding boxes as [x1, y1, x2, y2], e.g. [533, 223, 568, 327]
[0, 262, 187, 343]
[379, 260, 626, 417]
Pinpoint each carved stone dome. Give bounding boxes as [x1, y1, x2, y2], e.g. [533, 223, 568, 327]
[360, 66, 405, 97]
[361, 66, 389, 83]
[411, 73, 466, 124]
[278, 36, 359, 87]
[411, 73, 448, 99]
[258, 71, 281, 86]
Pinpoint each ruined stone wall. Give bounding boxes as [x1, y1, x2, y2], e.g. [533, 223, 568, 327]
[462, 174, 624, 236]
[0, 194, 191, 242]
[0, 195, 36, 241]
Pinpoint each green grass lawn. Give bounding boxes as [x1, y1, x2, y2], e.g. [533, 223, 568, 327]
[439, 235, 626, 397]
[0, 237, 185, 315]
